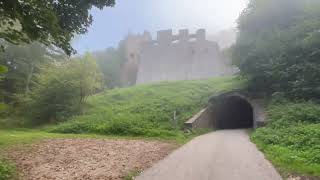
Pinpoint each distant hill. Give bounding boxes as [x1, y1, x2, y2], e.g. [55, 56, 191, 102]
[208, 29, 237, 50]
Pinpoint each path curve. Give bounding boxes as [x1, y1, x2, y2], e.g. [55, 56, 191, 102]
[136, 129, 282, 180]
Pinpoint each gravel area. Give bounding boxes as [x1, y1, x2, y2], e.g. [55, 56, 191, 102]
[7, 138, 175, 180]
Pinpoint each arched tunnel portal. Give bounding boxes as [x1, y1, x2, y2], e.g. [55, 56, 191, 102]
[184, 92, 262, 130]
[213, 96, 254, 129]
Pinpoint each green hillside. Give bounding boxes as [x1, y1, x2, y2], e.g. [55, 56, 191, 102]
[48, 76, 244, 138]
[252, 101, 320, 177]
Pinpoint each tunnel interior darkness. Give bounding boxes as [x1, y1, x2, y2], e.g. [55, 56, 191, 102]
[215, 96, 254, 129]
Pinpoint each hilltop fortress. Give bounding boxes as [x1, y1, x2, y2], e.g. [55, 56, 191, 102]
[122, 29, 236, 85]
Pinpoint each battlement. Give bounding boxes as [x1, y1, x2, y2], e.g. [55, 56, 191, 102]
[133, 28, 236, 84]
[152, 29, 208, 45]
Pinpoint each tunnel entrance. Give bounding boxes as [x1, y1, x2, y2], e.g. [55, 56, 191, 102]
[215, 96, 253, 129]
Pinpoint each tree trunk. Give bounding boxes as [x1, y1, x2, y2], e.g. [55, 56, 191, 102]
[25, 63, 34, 95]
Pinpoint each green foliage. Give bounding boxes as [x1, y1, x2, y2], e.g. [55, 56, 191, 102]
[267, 102, 320, 127]
[0, 159, 15, 180]
[124, 170, 140, 180]
[0, 0, 115, 55]
[252, 101, 320, 177]
[0, 42, 68, 126]
[233, 0, 320, 100]
[0, 129, 120, 148]
[26, 54, 103, 125]
[0, 65, 7, 74]
[0, 104, 7, 113]
[0, 129, 96, 148]
[0, 64, 8, 113]
[0, 42, 64, 103]
[48, 76, 244, 137]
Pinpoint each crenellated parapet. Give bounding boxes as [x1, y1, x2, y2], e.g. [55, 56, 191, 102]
[134, 29, 237, 84]
[149, 29, 209, 46]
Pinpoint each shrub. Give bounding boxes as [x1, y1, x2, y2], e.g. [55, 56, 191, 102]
[267, 101, 320, 128]
[0, 159, 15, 180]
[26, 54, 103, 125]
[233, 0, 320, 100]
[252, 101, 320, 176]
[49, 118, 181, 138]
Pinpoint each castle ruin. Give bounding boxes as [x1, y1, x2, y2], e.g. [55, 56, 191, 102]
[125, 29, 236, 85]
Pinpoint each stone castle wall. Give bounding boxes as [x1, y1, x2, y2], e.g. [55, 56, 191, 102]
[135, 29, 236, 84]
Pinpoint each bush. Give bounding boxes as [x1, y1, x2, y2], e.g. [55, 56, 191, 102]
[267, 101, 320, 128]
[49, 118, 179, 138]
[233, 0, 320, 100]
[0, 159, 15, 180]
[26, 54, 103, 125]
[252, 101, 320, 176]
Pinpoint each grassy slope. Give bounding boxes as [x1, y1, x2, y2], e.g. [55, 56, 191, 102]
[48, 76, 244, 138]
[0, 130, 132, 149]
[1, 77, 319, 178]
[251, 101, 320, 177]
[1, 76, 243, 179]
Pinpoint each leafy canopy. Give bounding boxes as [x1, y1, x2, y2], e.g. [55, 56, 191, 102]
[0, 42, 67, 105]
[0, 0, 115, 55]
[233, 0, 320, 99]
[27, 53, 103, 124]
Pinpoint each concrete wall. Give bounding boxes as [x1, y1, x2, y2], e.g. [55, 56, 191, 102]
[250, 99, 267, 128]
[184, 92, 267, 130]
[185, 108, 214, 129]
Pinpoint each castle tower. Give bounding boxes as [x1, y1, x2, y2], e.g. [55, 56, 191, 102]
[135, 29, 236, 84]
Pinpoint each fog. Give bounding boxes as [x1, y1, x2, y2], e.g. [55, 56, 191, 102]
[73, 0, 248, 53]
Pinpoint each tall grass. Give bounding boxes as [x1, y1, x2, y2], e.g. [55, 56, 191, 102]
[48, 76, 244, 137]
[252, 101, 320, 177]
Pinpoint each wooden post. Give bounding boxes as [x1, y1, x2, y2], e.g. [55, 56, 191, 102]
[173, 110, 177, 129]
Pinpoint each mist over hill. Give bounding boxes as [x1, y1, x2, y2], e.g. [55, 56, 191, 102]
[208, 29, 237, 49]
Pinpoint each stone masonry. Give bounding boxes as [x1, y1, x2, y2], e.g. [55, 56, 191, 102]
[135, 29, 236, 84]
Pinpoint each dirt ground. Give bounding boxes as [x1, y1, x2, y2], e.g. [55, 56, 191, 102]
[7, 138, 175, 180]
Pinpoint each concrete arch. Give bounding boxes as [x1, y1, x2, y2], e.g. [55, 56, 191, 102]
[209, 93, 254, 129]
[185, 91, 266, 130]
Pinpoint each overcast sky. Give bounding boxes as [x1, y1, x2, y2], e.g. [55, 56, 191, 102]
[73, 0, 248, 54]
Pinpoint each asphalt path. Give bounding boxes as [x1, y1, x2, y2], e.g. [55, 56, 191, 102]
[136, 129, 282, 180]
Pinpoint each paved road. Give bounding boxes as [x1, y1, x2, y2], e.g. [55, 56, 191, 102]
[136, 129, 282, 180]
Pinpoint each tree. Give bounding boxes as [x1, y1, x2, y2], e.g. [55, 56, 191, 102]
[27, 53, 103, 124]
[72, 54, 104, 103]
[0, 42, 66, 104]
[233, 0, 320, 99]
[0, 0, 115, 55]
